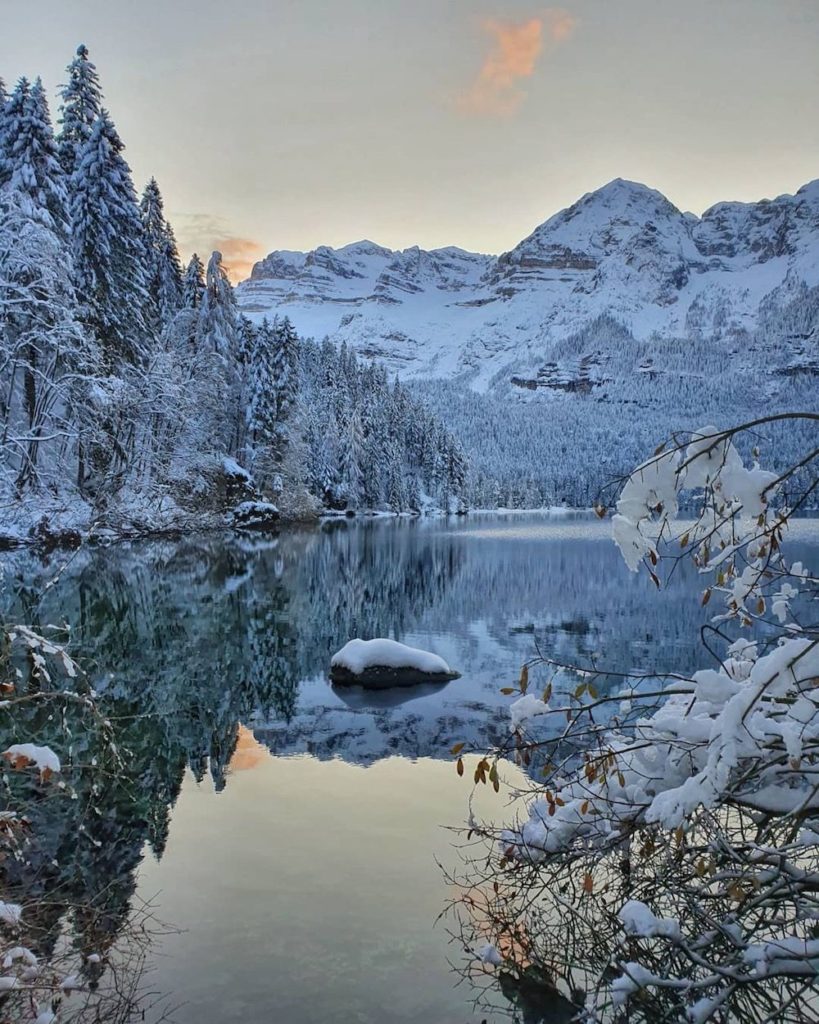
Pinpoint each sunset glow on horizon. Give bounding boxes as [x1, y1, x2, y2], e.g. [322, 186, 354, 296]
[2, 0, 817, 276]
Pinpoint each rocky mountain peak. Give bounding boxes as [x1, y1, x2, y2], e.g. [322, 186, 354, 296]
[236, 178, 819, 385]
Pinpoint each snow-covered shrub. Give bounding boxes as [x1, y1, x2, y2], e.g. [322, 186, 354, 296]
[0, 622, 160, 1021]
[449, 413, 819, 1024]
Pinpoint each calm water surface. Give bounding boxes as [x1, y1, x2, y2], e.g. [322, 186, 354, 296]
[2, 513, 817, 1023]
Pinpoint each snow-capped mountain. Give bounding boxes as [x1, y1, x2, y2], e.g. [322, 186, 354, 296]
[236, 178, 819, 387]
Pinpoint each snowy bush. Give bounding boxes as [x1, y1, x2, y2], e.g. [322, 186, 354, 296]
[449, 413, 819, 1023]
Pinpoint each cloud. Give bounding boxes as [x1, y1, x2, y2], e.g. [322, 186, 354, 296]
[171, 212, 265, 283]
[458, 9, 577, 116]
[211, 237, 265, 283]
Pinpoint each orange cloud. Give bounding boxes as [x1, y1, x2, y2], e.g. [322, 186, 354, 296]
[459, 9, 577, 116]
[171, 213, 265, 283]
[212, 237, 265, 283]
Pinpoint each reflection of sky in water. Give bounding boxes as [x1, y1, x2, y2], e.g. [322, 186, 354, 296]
[2, 514, 817, 1023]
[139, 752, 517, 1024]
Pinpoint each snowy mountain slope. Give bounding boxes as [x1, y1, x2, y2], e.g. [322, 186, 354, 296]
[236, 179, 819, 387]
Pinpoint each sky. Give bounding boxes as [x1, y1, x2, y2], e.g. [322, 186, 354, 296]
[1, 0, 818, 280]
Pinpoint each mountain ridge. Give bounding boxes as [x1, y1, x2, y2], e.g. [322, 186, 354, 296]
[236, 177, 819, 388]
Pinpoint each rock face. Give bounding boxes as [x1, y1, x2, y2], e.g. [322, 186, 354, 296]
[236, 179, 819, 388]
[329, 664, 459, 688]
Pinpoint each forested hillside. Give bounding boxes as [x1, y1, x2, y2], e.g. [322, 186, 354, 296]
[415, 309, 819, 507]
[0, 47, 466, 544]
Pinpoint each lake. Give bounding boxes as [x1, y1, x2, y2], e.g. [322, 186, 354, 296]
[2, 513, 818, 1023]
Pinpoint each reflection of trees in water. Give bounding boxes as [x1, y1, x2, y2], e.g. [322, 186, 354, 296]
[0, 521, 470, 1004]
[1, 520, 813, 1016]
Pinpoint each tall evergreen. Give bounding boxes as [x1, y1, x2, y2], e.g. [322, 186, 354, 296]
[245, 318, 277, 466]
[0, 77, 29, 189]
[340, 407, 365, 509]
[196, 251, 239, 357]
[139, 177, 182, 330]
[5, 78, 68, 232]
[271, 317, 299, 425]
[183, 254, 205, 310]
[70, 109, 150, 365]
[57, 43, 103, 176]
[0, 77, 8, 160]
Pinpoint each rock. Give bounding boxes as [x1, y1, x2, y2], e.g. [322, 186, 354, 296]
[329, 638, 460, 688]
[329, 664, 458, 688]
[229, 501, 281, 531]
[28, 517, 82, 552]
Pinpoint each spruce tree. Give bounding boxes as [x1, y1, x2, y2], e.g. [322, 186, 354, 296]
[271, 316, 299, 424]
[139, 177, 182, 330]
[0, 77, 29, 189]
[340, 407, 365, 509]
[196, 251, 239, 357]
[5, 78, 68, 232]
[183, 254, 205, 310]
[57, 43, 103, 176]
[70, 109, 150, 365]
[0, 78, 8, 158]
[245, 318, 277, 472]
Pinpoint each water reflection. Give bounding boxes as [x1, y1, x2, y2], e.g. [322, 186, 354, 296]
[0, 515, 816, 1022]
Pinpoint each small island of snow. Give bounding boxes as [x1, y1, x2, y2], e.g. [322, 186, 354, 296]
[330, 638, 460, 688]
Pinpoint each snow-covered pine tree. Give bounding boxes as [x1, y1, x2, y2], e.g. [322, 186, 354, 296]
[5, 78, 68, 233]
[0, 77, 29, 189]
[245, 317, 277, 477]
[237, 315, 256, 366]
[339, 406, 366, 510]
[271, 317, 299, 422]
[0, 186, 92, 493]
[57, 43, 103, 176]
[182, 254, 205, 311]
[139, 177, 183, 330]
[70, 109, 151, 366]
[0, 78, 8, 159]
[264, 316, 300, 465]
[197, 251, 240, 358]
[194, 251, 244, 456]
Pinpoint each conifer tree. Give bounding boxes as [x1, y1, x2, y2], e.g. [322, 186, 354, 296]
[0, 77, 29, 189]
[70, 109, 150, 365]
[5, 78, 68, 232]
[237, 315, 256, 366]
[57, 43, 103, 176]
[271, 317, 299, 426]
[0, 77, 8, 158]
[246, 319, 275, 440]
[194, 251, 243, 455]
[139, 177, 182, 330]
[340, 407, 365, 509]
[182, 254, 205, 311]
[196, 251, 239, 358]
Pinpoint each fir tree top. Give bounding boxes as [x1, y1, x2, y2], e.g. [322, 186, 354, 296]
[183, 253, 206, 310]
[58, 42, 103, 175]
[1, 77, 68, 232]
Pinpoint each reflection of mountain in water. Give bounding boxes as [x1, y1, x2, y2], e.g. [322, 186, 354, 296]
[5, 515, 806, 777]
[1, 516, 815, 988]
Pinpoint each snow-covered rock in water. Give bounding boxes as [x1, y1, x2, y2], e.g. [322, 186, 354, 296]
[229, 501, 280, 531]
[330, 638, 460, 688]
